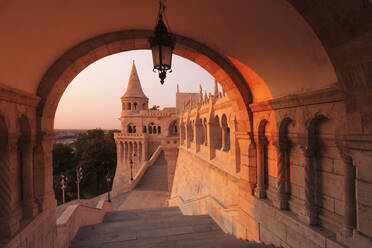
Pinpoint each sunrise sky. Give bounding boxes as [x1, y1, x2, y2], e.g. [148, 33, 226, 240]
[54, 50, 216, 130]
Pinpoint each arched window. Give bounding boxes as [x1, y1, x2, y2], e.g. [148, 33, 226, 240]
[158, 126, 161, 134]
[133, 126, 136, 133]
[180, 121, 185, 145]
[221, 114, 230, 151]
[187, 120, 194, 142]
[196, 118, 204, 145]
[127, 125, 132, 133]
[149, 126, 152, 134]
[134, 102, 137, 110]
[203, 118, 208, 146]
[143, 126, 147, 133]
[257, 119, 268, 198]
[214, 116, 222, 150]
[127, 102, 131, 110]
[169, 120, 178, 136]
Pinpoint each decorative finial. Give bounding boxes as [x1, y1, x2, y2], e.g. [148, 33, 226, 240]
[213, 79, 219, 97]
[177, 84, 179, 93]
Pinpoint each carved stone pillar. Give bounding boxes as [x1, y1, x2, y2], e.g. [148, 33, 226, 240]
[116, 142, 121, 167]
[0, 135, 22, 238]
[195, 120, 200, 153]
[35, 131, 57, 212]
[19, 138, 38, 218]
[186, 121, 190, 149]
[340, 152, 356, 237]
[143, 139, 148, 161]
[248, 138, 257, 195]
[221, 126, 227, 151]
[207, 121, 216, 159]
[276, 140, 291, 210]
[304, 146, 319, 225]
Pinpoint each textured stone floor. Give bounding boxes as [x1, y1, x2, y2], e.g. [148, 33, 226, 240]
[117, 154, 169, 210]
[70, 207, 275, 248]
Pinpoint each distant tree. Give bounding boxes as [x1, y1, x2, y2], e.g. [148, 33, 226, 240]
[150, 105, 160, 110]
[52, 143, 76, 204]
[53, 143, 75, 175]
[73, 129, 117, 195]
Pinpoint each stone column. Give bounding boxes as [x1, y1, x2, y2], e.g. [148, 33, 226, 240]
[20, 138, 38, 218]
[207, 121, 216, 159]
[341, 153, 356, 236]
[142, 140, 148, 161]
[0, 135, 22, 238]
[276, 146, 289, 210]
[38, 132, 57, 212]
[221, 126, 227, 151]
[195, 120, 200, 153]
[124, 141, 128, 163]
[116, 141, 121, 167]
[185, 121, 190, 149]
[255, 136, 268, 198]
[304, 146, 319, 225]
[248, 139, 257, 194]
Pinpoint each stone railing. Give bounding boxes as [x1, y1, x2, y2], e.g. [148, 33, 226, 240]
[56, 199, 112, 248]
[114, 133, 144, 138]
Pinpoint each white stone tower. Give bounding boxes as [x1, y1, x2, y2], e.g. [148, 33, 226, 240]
[120, 61, 149, 133]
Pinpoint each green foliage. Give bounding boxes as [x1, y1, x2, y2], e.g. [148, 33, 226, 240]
[53, 143, 75, 175]
[150, 105, 160, 110]
[53, 129, 117, 204]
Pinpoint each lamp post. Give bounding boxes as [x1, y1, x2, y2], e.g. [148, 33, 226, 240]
[75, 166, 83, 200]
[130, 153, 136, 182]
[106, 174, 112, 202]
[60, 174, 68, 204]
[149, 0, 174, 85]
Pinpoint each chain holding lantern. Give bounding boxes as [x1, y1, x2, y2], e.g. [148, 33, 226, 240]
[149, 0, 174, 85]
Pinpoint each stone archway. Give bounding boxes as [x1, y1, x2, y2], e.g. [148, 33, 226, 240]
[36, 30, 254, 134]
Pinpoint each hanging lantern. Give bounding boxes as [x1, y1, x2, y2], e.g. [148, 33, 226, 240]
[149, 1, 174, 85]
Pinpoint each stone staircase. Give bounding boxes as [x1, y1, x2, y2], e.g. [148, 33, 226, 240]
[71, 207, 274, 248]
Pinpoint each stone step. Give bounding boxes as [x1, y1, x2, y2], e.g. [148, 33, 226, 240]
[103, 206, 183, 222]
[71, 207, 275, 248]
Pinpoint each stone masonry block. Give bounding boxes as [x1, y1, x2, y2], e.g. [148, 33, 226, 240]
[320, 156, 334, 173]
[357, 204, 372, 238]
[292, 165, 305, 187]
[260, 225, 282, 247]
[321, 172, 344, 200]
[358, 180, 372, 207]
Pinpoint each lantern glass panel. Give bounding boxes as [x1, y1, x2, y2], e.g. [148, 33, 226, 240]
[151, 45, 160, 68]
[161, 45, 173, 69]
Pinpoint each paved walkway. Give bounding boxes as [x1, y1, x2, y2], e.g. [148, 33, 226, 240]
[117, 151, 169, 210]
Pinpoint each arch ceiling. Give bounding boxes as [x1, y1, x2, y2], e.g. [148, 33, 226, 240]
[0, 0, 337, 101]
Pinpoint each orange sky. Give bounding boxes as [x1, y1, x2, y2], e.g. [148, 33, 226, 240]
[54, 50, 215, 130]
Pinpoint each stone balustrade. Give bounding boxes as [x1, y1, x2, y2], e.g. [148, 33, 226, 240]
[56, 199, 112, 248]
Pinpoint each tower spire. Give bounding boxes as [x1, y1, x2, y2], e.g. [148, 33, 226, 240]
[122, 61, 148, 99]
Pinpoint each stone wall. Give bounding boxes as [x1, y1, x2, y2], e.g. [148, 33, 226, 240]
[0, 83, 57, 247]
[170, 86, 372, 248]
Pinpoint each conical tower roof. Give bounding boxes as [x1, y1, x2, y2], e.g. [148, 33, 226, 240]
[122, 61, 148, 99]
